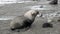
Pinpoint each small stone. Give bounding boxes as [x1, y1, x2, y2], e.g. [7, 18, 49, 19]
[40, 5, 43, 8]
[49, 0, 58, 5]
[57, 19, 60, 22]
[42, 23, 53, 28]
[47, 19, 52, 23]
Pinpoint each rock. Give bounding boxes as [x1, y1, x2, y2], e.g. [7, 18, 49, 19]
[42, 23, 53, 28]
[49, 0, 58, 5]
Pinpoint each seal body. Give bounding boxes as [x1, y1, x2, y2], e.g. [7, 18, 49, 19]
[10, 16, 34, 30]
[10, 10, 39, 30]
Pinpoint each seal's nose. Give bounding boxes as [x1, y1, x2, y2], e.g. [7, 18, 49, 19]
[37, 11, 39, 14]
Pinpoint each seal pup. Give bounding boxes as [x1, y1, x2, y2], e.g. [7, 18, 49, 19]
[10, 10, 39, 31]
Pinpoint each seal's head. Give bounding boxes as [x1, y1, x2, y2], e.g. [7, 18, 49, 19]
[24, 10, 39, 20]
